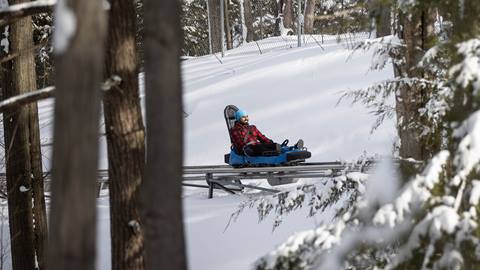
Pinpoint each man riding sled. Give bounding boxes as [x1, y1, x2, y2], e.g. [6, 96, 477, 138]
[230, 109, 303, 156]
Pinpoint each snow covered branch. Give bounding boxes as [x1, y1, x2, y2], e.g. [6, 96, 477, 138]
[0, 0, 56, 27]
[0, 76, 123, 114]
[0, 86, 54, 113]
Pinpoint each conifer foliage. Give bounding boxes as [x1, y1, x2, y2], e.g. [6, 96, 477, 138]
[252, 1, 480, 269]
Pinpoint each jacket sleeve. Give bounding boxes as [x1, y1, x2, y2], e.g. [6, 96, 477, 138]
[230, 127, 245, 151]
[251, 125, 272, 144]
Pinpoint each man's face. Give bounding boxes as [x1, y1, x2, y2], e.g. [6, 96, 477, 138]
[239, 115, 249, 125]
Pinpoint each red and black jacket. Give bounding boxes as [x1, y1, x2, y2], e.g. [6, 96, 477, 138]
[230, 122, 272, 153]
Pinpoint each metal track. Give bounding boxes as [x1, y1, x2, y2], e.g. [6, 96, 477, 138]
[183, 161, 372, 198]
[0, 161, 372, 199]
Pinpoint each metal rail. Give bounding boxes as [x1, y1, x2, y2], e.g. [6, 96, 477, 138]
[0, 161, 372, 199]
[183, 161, 372, 198]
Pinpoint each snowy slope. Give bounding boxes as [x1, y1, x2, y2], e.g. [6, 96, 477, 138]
[183, 36, 395, 166]
[181, 35, 395, 270]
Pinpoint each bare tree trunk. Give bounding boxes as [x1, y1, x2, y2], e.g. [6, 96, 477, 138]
[2, 76, 35, 270]
[304, 0, 317, 33]
[104, 0, 145, 269]
[274, 0, 284, 36]
[1, 0, 37, 268]
[224, 0, 232, 50]
[141, 0, 187, 269]
[378, 3, 391, 37]
[47, 0, 107, 269]
[17, 0, 50, 267]
[368, 0, 391, 37]
[208, 0, 222, 53]
[243, 0, 255, 42]
[283, 0, 293, 29]
[28, 83, 48, 270]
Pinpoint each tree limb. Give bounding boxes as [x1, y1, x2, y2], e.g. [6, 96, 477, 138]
[0, 76, 125, 114]
[0, 0, 55, 27]
[0, 86, 54, 113]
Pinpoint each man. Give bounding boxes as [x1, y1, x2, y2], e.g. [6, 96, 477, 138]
[229, 109, 282, 156]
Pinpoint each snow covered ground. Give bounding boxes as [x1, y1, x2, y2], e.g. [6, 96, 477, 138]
[1, 35, 395, 269]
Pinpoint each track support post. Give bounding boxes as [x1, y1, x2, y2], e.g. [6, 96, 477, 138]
[206, 173, 214, 199]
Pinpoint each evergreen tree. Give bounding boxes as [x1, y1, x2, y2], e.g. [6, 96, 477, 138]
[250, 0, 480, 269]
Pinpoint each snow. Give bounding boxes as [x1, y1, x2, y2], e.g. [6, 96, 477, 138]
[183, 36, 395, 166]
[0, 35, 395, 269]
[0, 0, 9, 54]
[364, 158, 399, 206]
[181, 35, 394, 269]
[0, 0, 55, 12]
[469, 180, 480, 205]
[391, 205, 460, 268]
[452, 110, 480, 185]
[1, 26, 8, 54]
[373, 150, 450, 226]
[450, 38, 480, 94]
[53, 0, 76, 53]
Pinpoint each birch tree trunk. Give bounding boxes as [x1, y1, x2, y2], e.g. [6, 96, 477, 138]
[47, 0, 106, 269]
[103, 0, 145, 269]
[141, 0, 187, 268]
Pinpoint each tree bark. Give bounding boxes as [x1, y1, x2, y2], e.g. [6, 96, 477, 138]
[224, 0, 232, 50]
[394, 7, 437, 161]
[376, 2, 391, 37]
[274, 0, 283, 36]
[47, 0, 106, 269]
[283, 0, 293, 29]
[208, 0, 222, 53]
[11, 1, 50, 268]
[243, 0, 254, 42]
[141, 0, 187, 269]
[103, 0, 145, 269]
[2, 71, 36, 270]
[1, 0, 38, 268]
[304, 0, 317, 33]
[29, 98, 48, 270]
[368, 0, 391, 37]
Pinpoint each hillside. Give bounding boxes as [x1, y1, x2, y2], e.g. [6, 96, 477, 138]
[180, 35, 395, 270]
